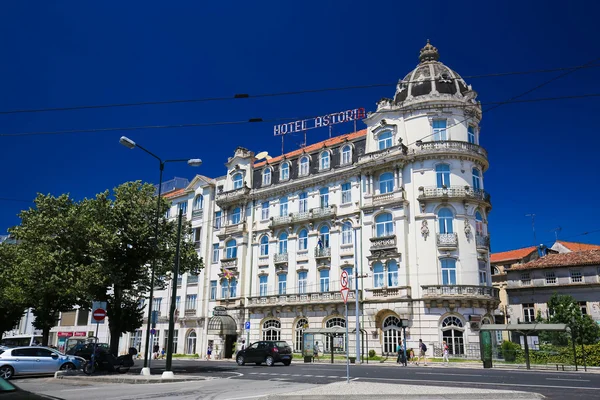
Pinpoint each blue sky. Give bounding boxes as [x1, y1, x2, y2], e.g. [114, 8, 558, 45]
[1, 1, 599, 252]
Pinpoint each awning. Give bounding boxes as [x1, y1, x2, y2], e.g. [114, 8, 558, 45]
[479, 323, 569, 333]
[304, 327, 347, 335]
[207, 315, 237, 335]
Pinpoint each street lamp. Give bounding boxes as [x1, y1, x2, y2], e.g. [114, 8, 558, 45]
[119, 136, 201, 376]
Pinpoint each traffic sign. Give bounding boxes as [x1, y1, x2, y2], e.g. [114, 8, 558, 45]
[150, 328, 156, 336]
[340, 287, 350, 304]
[340, 270, 349, 288]
[245, 321, 251, 330]
[92, 308, 106, 322]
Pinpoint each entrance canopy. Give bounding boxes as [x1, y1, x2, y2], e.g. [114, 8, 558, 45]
[207, 315, 237, 335]
[480, 323, 569, 334]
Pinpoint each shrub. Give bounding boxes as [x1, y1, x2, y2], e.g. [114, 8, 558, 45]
[368, 349, 376, 358]
[501, 340, 520, 362]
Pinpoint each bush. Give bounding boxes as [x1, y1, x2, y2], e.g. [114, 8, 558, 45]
[368, 349, 376, 358]
[501, 340, 520, 362]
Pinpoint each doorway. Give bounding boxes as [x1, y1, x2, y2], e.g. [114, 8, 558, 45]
[225, 335, 237, 358]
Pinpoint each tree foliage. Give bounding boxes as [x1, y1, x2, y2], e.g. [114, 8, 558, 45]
[538, 294, 600, 346]
[0, 242, 27, 338]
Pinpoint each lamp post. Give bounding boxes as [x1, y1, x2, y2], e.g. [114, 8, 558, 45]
[119, 136, 201, 376]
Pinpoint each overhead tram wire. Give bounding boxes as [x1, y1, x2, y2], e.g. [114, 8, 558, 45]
[1, 93, 599, 138]
[0, 64, 598, 116]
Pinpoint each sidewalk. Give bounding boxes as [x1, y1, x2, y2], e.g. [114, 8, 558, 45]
[265, 381, 544, 399]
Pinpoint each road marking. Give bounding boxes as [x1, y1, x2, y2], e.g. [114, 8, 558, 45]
[306, 368, 345, 372]
[546, 378, 590, 382]
[357, 376, 600, 391]
[351, 377, 360, 381]
[328, 376, 340, 378]
[292, 374, 302, 377]
[416, 372, 483, 377]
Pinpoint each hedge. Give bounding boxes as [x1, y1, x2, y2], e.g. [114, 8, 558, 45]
[503, 341, 600, 366]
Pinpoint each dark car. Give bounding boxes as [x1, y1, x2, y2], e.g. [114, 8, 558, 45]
[236, 341, 292, 366]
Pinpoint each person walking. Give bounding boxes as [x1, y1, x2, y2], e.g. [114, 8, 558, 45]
[313, 341, 320, 362]
[207, 344, 213, 360]
[396, 339, 407, 366]
[153, 344, 160, 360]
[416, 339, 427, 366]
[442, 340, 450, 366]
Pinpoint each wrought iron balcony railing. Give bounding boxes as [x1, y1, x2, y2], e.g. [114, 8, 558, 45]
[314, 247, 332, 259]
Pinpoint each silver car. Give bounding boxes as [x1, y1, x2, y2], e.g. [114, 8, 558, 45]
[0, 346, 86, 379]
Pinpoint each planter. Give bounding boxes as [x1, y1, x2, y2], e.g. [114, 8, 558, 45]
[304, 355, 313, 363]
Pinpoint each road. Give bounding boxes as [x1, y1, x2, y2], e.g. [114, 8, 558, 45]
[13, 359, 600, 400]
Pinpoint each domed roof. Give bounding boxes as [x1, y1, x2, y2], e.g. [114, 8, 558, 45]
[394, 41, 472, 104]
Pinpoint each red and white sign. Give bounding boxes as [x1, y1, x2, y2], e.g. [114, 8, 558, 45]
[340, 287, 350, 304]
[57, 331, 87, 338]
[92, 308, 107, 322]
[340, 271, 349, 289]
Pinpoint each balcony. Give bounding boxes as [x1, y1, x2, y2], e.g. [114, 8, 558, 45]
[184, 309, 196, 316]
[418, 186, 491, 206]
[269, 215, 292, 229]
[415, 140, 488, 161]
[475, 234, 490, 252]
[247, 290, 359, 309]
[192, 209, 203, 220]
[368, 286, 411, 299]
[218, 222, 246, 238]
[290, 206, 337, 224]
[437, 233, 458, 249]
[274, 253, 288, 264]
[370, 235, 397, 251]
[220, 258, 237, 268]
[314, 247, 331, 259]
[421, 284, 500, 309]
[363, 190, 405, 208]
[215, 186, 251, 207]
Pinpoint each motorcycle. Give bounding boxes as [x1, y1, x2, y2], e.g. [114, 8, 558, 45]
[83, 346, 137, 375]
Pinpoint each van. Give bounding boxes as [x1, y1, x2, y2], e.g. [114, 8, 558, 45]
[0, 335, 44, 348]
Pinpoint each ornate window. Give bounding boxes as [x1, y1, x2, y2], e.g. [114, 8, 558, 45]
[231, 207, 241, 225]
[319, 187, 329, 208]
[373, 261, 384, 288]
[441, 316, 464, 355]
[432, 119, 447, 141]
[295, 319, 308, 353]
[436, 164, 450, 188]
[278, 232, 288, 254]
[387, 260, 399, 287]
[185, 331, 197, 354]
[259, 275, 268, 296]
[378, 131, 393, 150]
[225, 239, 237, 259]
[326, 317, 346, 328]
[382, 315, 401, 355]
[298, 271, 307, 294]
[472, 168, 481, 191]
[341, 182, 352, 204]
[278, 274, 287, 295]
[379, 172, 394, 194]
[262, 168, 271, 186]
[341, 145, 352, 165]
[441, 258, 457, 285]
[233, 173, 243, 189]
[375, 213, 393, 237]
[299, 156, 310, 176]
[341, 222, 353, 245]
[299, 192, 308, 212]
[298, 229, 308, 250]
[262, 319, 281, 341]
[438, 208, 454, 234]
[193, 194, 203, 210]
[319, 225, 330, 248]
[280, 162, 290, 181]
[319, 151, 330, 170]
[325, 317, 346, 353]
[260, 235, 269, 256]
[279, 196, 288, 217]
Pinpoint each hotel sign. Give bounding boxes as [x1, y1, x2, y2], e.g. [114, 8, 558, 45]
[274, 108, 365, 136]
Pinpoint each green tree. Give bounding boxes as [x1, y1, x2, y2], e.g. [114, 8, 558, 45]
[85, 181, 202, 355]
[0, 242, 27, 339]
[543, 294, 600, 346]
[9, 194, 96, 345]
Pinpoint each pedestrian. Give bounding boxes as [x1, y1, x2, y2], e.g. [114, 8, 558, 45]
[409, 349, 415, 365]
[416, 339, 427, 366]
[207, 344, 213, 360]
[396, 339, 406, 366]
[161, 347, 166, 360]
[241, 339, 246, 351]
[442, 340, 449, 366]
[153, 344, 160, 360]
[313, 341, 320, 361]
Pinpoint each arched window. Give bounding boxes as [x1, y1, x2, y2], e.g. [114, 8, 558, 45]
[438, 208, 454, 234]
[475, 211, 484, 235]
[472, 168, 481, 191]
[263, 319, 281, 341]
[319, 187, 329, 208]
[280, 162, 290, 181]
[225, 239, 237, 259]
[260, 235, 269, 256]
[341, 145, 352, 165]
[193, 194, 203, 210]
[186, 331, 197, 354]
[325, 317, 346, 353]
[231, 207, 241, 224]
[262, 168, 271, 186]
[436, 164, 450, 188]
[319, 225, 330, 248]
[298, 229, 308, 250]
[319, 151, 330, 170]
[382, 315, 401, 355]
[373, 261, 384, 288]
[441, 258, 457, 285]
[279, 196, 288, 217]
[341, 221, 353, 245]
[233, 173, 243, 189]
[326, 317, 346, 328]
[299, 156, 309, 176]
[441, 316, 465, 355]
[378, 131, 393, 150]
[387, 260, 399, 287]
[221, 279, 229, 299]
[278, 232, 288, 254]
[295, 319, 308, 353]
[375, 213, 393, 237]
[379, 172, 394, 194]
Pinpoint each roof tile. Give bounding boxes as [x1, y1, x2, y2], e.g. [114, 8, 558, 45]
[490, 246, 538, 263]
[556, 240, 600, 252]
[511, 250, 600, 270]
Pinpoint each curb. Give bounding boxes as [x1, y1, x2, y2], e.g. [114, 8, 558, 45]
[54, 370, 211, 384]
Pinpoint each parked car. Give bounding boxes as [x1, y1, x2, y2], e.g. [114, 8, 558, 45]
[236, 341, 292, 366]
[0, 346, 86, 379]
[0, 377, 64, 399]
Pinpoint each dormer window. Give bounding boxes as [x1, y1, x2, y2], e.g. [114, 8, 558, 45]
[233, 173, 243, 189]
[319, 151, 330, 170]
[262, 168, 272, 186]
[378, 131, 393, 150]
[280, 162, 289, 181]
[299, 156, 309, 176]
[341, 145, 352, 165]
